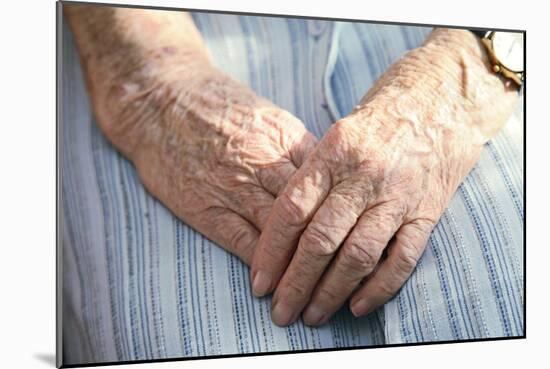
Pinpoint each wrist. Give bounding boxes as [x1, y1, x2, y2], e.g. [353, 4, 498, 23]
[352, 28, 518, 146]
[418, 28, 519, 142]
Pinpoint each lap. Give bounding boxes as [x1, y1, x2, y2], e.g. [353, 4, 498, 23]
[61, 12, 524, 365]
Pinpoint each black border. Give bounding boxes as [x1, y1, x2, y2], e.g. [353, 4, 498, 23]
[56, 1, 527, 367]
[57, 2, 63, 368]
[63, 336, 524, 368]
[59, 0, 525, 33]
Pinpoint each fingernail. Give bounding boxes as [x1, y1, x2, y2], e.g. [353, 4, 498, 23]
[252, 270, 272, 297]
[350, 298, 370, 317]
[272, 301, 297, 326]
[303, 305, 328, 326]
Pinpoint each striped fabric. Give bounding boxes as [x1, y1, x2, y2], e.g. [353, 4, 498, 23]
[60, 11, 524, 366]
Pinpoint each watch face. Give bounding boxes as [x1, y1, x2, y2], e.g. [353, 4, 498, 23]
[492, 32, 524, 72]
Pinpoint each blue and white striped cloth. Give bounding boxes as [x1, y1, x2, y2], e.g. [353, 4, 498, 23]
[61, 11, 524, 366]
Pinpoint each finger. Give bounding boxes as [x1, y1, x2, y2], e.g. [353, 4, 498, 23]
[349, 219, 434, 317]
[258, 130, 318, 196]
[290, 131, 318, 168]
[270, 184, 369, 326]
[250, 154, 332, 298]
[262, 108, 318, 169]
[257, 160, 299, 197]
[302, 202, 404, 326]
[230, 184, 276, 229]
[197, 207, 260, 266]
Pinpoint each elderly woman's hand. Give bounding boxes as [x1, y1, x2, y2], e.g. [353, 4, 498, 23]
[123, 68, 317, 265]
[65, 5, 317, 265]
[250, 28, 518, 326]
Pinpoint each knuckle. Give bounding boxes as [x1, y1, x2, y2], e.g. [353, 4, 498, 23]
[377, 279, 397, 298]
[276, 192, 308, 227]
[393, 223, 431, 276]
[280, 279, 308, 301]
[300, 225, 338, 257]
[331, 118, 353, 137]
[365, 221, 393, 247]
[411, 219, 435, 236]
[394, 243, 419, 276]
[290, 132, 319, 168]
[315, 285, 342, 303]
[229, 227, 255, 255]
[257, 231, 287, 261]
[341, 241, 380, 273]
[257, 163, 295, 196]
[330, 191, 363, 218]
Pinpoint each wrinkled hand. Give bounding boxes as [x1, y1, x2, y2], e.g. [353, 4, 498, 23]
[97, 66, 317, 265]
[66, 6, 318, 265]
[250, 29, 518, 326]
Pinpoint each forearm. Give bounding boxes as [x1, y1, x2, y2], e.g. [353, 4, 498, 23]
[64, 5, 212, 155]
[352, 28, 518, 147]
[64, 5, 210, 85]
[65, 3, 303, 175]
[64, 5, 270, 160]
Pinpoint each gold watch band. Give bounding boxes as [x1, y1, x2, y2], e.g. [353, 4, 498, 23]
[472, 30, 524, 87]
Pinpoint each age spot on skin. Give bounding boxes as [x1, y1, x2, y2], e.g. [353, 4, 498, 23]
[162, 46, 177, 55]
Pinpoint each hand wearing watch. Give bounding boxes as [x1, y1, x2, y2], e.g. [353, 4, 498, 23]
[471, 29, 524, 87]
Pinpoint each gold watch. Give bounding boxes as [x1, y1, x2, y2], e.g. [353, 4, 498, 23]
[473, 30, 524, 86]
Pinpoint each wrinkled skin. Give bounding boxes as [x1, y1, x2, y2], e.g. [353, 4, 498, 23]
[65, 6, 317, 265]
[101, 67, 317, 265]
[132, 69, 315, 264]
[250, 29, 519, 326]
[66, 6, 519, 329]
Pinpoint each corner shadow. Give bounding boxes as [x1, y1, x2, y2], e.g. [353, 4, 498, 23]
[35, 353, 56, 367]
